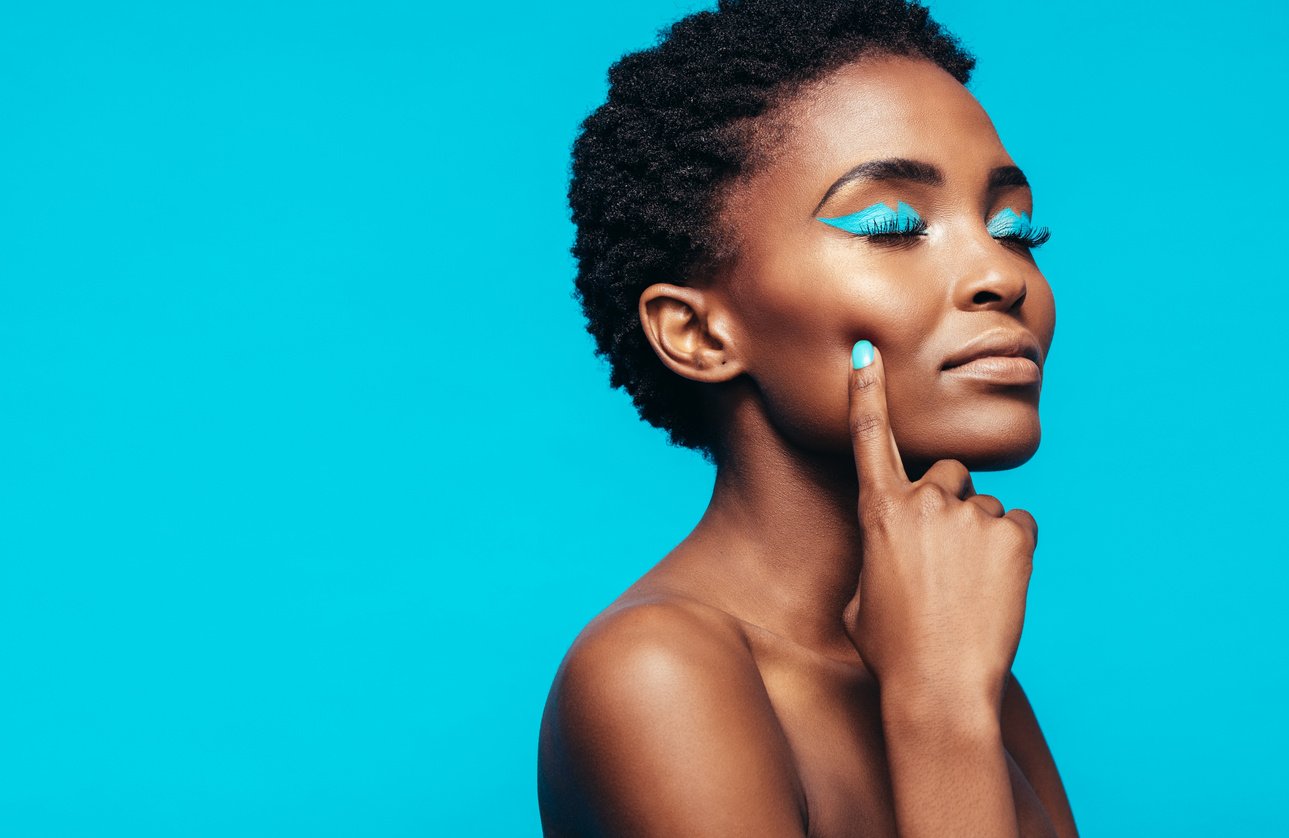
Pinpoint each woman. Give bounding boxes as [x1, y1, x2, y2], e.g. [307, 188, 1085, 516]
[538, 1, 1078, 835]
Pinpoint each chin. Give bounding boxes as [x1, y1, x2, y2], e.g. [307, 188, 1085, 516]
[905, 407, 1042, 473]
[957, 438, 1040, 471]
[953, 414, 1042, 471]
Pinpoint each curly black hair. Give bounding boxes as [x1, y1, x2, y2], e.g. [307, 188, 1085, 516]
[568, 0, 974, 462]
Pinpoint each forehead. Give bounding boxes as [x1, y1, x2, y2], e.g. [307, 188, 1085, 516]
[787, 55, 1003, 164]
[723, 55, 1011, 221]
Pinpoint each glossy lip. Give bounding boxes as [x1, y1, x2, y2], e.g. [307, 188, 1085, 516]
[941, 328, 1044, 371]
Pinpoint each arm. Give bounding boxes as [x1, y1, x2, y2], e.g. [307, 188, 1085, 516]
[845, 342, 1041, 837]
[537, 601, 807, 838]
[880, 682, 1020, 837]
[1001, 673, 1080, 838]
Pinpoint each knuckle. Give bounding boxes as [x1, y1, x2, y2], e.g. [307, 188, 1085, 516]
[1012, 509, 1038, 535]
[912, 483, 949, 515]
[999, 516, 1037, 552]
[936, 458, 970, 479]
[851, 366, 882, 393]
[850, 411, 885, 441]
[859, 493, 900, 528]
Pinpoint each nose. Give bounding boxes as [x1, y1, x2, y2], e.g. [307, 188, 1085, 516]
[950, 248, 1030, 313]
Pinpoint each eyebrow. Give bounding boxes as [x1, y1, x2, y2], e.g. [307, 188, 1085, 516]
[812, 159, 1031, 216]
[988, 165, 1030, 190]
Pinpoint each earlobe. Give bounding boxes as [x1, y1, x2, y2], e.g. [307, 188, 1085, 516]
[638, 283, 744, 384]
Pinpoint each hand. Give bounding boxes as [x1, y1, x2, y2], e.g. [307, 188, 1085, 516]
[842, 341, 1038, 711]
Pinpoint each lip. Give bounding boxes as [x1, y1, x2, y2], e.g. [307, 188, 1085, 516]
[942, 328, 1043, 369]
[943, 355, 1042, 385]
[941, 329, 1044, 385]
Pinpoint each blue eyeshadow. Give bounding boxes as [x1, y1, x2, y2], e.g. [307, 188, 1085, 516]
[817, 201, 923, 235]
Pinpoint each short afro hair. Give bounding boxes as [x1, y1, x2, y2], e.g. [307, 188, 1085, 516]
[568, 0, 974, 461]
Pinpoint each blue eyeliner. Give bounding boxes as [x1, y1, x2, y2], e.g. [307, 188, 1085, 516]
[817, 201, 924, 236]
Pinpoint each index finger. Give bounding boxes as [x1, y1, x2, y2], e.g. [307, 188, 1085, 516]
[849, 340, 908, 496]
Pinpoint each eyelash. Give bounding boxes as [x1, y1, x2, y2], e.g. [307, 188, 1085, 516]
[993, 225, 1051, 249]
[849, 217, 1052, 249]
[852, 215, 928, 242]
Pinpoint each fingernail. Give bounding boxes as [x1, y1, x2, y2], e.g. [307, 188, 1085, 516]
[852, 340, 874, 369]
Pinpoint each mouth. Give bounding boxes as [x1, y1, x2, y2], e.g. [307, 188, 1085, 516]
[941, 329, 1043, 386]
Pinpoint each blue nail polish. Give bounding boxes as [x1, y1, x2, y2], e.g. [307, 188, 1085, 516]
[852, 340, 874, 369]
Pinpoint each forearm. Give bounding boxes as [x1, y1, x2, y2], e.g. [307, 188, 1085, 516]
[880, 683, 1018, 838]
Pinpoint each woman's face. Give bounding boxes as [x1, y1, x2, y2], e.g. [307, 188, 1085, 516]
[715, 54, 1056, 472]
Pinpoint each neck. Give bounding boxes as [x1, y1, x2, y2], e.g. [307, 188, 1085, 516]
[656, 402, 868, 661]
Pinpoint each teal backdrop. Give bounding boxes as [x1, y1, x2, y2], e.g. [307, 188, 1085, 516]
[3, 1, 1286, 835]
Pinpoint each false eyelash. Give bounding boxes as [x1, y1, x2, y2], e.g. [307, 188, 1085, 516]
[848, 216, 929, 239]
[817, 201, 926, 241]
[995, 225, 1052, 249]
[986, 208, 1051, 250]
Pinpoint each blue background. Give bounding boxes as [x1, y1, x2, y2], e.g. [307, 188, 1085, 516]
[3, 1, 1285, 835]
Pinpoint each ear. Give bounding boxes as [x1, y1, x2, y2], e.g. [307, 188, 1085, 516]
[638, 283, 745, 384]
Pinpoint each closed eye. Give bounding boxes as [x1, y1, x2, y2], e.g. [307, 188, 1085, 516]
[987, 208, 1051, 249]
[817, 201, 927, 241]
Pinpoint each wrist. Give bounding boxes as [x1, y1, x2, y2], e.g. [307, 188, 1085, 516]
[878, 674, 1003, 738]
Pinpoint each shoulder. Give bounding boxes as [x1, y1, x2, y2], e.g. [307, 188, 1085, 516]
[543, 595, 765, 756]
[560, 595, 754, 694]
[537, 596, 807, 837]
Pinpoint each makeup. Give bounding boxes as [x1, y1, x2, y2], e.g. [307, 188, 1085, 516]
[852, 340, 874, 370]
[986, 208, 1051, 248]
[818, 201, 924, 236]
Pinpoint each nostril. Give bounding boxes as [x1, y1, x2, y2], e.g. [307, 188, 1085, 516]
[972, 290, 1003, 305]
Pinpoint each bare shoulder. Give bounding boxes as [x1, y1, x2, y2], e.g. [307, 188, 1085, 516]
[1002, 672, 1081, 838]
[542, 596, 759, 747]
[564, 593, 753, 676]
[537, 595, 807, 837]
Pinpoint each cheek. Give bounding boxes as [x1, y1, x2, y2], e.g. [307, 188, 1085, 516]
[891, 271, 1054, 469]
[734, 264, 939, 453]
[1030, 275, 1057, 353]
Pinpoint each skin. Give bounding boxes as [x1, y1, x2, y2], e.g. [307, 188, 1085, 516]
[538, 55, 1078, 837]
